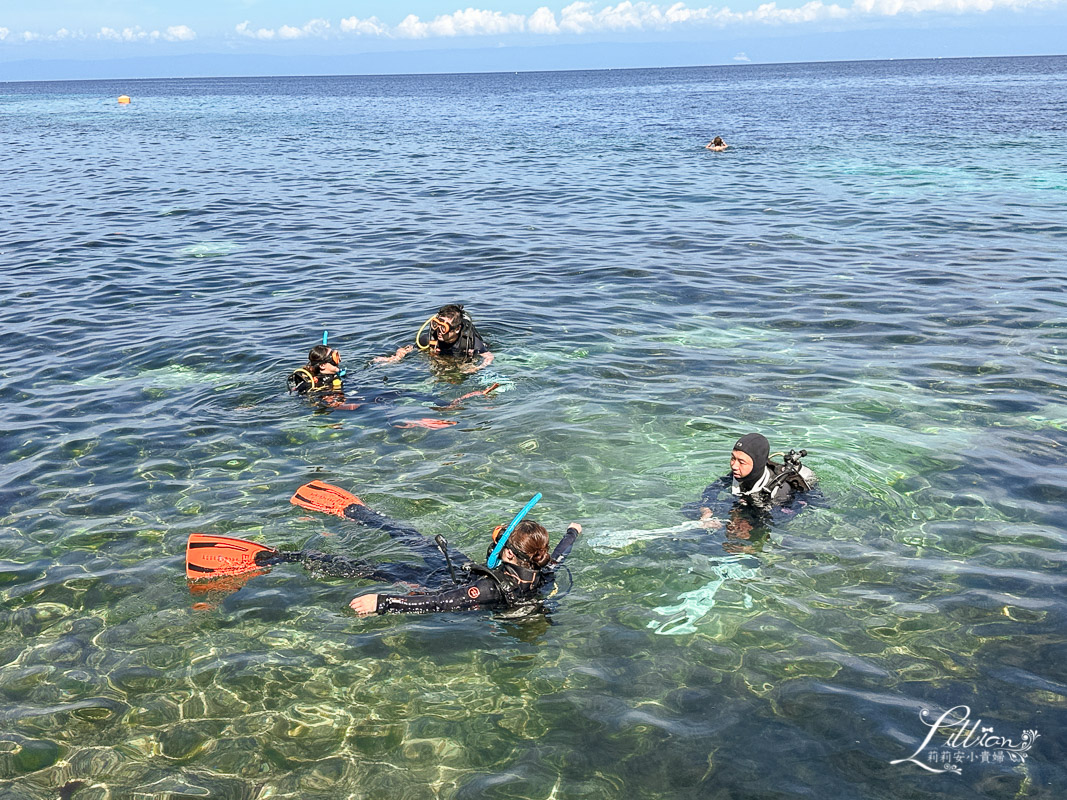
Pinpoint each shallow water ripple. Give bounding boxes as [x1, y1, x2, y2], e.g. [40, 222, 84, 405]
[2, 56, 1066, 799]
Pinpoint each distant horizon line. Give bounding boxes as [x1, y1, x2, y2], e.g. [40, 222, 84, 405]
[2, 50, 1065, 86]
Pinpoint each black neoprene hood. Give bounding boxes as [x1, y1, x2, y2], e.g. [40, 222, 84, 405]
[733, 432, 770, 491]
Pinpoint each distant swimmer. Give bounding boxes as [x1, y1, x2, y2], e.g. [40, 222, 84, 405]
[374, 304, 494, 373]
[185, 481, 582, 619]
[705, 136, 728, 152]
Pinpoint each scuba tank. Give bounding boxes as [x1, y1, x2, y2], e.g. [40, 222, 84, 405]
[765, 449, 817, 494]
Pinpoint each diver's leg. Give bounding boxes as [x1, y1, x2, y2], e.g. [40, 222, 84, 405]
[342, 504, 471, 570]
[295, 551, 443, 585]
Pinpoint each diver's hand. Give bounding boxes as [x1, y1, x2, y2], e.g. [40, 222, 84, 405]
[698, 508, 723, 530]
[567, 523, 582, 535]
[349, 594, 379, 616]
[461, 351, 494, 373]
[373, 346, 413, 365]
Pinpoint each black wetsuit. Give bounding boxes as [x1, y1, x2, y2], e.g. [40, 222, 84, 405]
[685, 460, 817, 527]
[417, 318, 489, 360]
[294, 503, 578, 616]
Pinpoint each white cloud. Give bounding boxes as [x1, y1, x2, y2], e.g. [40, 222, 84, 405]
[340, 16, 389, 35]
[331, 0, 1056, 41]
[165, 25, 197, 42]
[4, 0, 1060, 49]
[238, 18, 329, 41]
[394, 9, 528, 38]
[98, 27, 157, 42]
[97, 25, 195, 43]
[734, 51, 751, 60]
[282, 19, 330, 39]
[236, 20, 276, 40]
[528, 6, 562, 32]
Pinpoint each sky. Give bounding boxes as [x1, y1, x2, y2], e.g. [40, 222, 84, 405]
[1, 1, 1065, 79]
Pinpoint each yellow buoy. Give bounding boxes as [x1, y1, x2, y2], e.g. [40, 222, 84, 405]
[118, 95, 131, 105]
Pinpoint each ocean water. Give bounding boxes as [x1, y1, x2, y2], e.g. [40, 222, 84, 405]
[1, 55, 1065, 799]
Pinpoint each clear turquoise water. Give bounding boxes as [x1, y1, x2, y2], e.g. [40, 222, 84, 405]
[1, 56, 1065, 799]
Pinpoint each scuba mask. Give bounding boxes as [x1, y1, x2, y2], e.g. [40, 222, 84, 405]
[486, 525, 508, 563]
[416, 314, 462, 350]
[430, 316, 455, 336]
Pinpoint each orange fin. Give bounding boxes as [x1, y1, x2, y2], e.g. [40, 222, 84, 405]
[188, 569, 268, 598]
[394, 418, 459, 429]
[290, 480, 363, 517]
[186, 533, 276, 580]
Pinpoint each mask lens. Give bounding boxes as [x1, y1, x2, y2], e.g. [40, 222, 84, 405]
[331, 349, 340, 365]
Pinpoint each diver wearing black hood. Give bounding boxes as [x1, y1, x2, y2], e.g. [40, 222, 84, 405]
[688, 433, 818, 518]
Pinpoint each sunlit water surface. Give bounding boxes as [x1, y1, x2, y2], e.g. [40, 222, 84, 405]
[1, 56, 1066, 799]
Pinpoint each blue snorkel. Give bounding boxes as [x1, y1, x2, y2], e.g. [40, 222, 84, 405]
[486, 493, 542, 568]
[322, 330, 347, 377]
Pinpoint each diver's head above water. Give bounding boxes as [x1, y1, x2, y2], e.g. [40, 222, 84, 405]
[307, 344, 342, 375]
[490, 519, 552, 570]
[430, 304, 466, 345]
[731, 432, 770, 491]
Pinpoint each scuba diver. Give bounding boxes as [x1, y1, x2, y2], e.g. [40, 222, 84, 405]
[185, 481, 581, 619]
[687, 433, 818, 542]
[287, 335, 498, 420]
[287, 344, 345, 395]
[374, 304, 494, 373]
[718, 433, 816, 507]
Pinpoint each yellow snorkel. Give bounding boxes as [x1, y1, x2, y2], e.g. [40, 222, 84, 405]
[416, 315, 441, 350]
[416, 314, 458, 350]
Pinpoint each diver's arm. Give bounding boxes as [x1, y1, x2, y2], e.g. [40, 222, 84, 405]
[373, 345, 415, 365]
[681, 476, 731, 520]
[547, 524, 582, 569]
[460, 349, 493, 374]
[351, 577, 505, 616]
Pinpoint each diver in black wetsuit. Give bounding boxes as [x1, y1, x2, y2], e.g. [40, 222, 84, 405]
[284, 481, 580, 618]
[685, 433, 817, 552]
[374, 304, 494, 373]
[693, 433, 818, 514]
[348, 517, 581, 617]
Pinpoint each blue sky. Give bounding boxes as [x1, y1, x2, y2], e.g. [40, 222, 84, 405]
[1, 1, 1064, 77]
